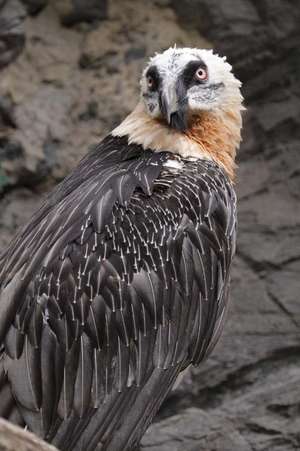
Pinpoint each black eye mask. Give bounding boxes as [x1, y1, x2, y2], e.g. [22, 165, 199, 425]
[145, 66, 161, 92]
[181, 60, 208, 88]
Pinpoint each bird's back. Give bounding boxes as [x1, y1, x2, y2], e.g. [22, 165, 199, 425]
[0, 134, 236, 451]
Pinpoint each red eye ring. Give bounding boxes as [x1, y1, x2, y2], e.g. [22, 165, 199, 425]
[147, 75, 154, 89]
[195, 67, 208, 81]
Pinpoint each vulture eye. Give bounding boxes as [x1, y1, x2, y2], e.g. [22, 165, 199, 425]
[147, 75, 157, 91]
[195, 67, 208, 81]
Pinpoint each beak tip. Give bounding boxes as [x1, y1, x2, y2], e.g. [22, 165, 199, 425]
[169, 111, 188, 132]
[159, 90, 188, 131]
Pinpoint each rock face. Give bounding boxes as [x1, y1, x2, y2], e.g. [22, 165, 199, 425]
[20, 0, 48, 15]
[52, 0, 108, 26]
[0, 1, 299, 450]
[0, 0, 26, 69]
[0, 419, 58, 451]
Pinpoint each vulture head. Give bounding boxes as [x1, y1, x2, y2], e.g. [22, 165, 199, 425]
[140, 47, 243, 132]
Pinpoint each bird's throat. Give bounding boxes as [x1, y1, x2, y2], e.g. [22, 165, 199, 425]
[186, 109, 242, 180]
[112, 102, 242, 181]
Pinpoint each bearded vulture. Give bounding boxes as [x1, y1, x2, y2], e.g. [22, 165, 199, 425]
[0, 47, 243, 451]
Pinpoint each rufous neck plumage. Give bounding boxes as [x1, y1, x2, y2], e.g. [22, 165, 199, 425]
[112, 101, 243, 181]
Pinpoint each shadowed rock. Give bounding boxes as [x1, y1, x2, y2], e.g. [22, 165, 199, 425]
[0, 419, 58, 451]
[0, 0, 26, 69]
[53, 0, 108, 26]
[20, 0, 48, 15]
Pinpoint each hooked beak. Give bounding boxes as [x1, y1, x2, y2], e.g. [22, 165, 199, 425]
[159, 85, 188, 132]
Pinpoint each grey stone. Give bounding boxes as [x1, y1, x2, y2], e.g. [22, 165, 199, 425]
[255, 97, 300, 132]
[0, 0, 26, 69]
[266, 260, 300, 327]
[0, 418, 58, 451]
[55, 0, 108, 26]
[20, 0, 48, 15]
[0, 95, 16, 128]
[142, 408, 253, 451]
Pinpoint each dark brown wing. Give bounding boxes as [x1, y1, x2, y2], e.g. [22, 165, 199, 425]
[0, 135, 236, 451]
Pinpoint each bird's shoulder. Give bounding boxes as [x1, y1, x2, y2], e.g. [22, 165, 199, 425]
[0, 134, 235, 288]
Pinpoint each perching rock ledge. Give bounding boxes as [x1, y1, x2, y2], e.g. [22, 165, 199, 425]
[0, 419, 58, 451]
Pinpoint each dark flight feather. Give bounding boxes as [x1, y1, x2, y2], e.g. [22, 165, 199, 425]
[0, 134, 236, 451]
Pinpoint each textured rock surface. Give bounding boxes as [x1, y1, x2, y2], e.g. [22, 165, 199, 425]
[0, 419, 58, 450]
[0, 0, 26, 69]
[20, 0, 48, 15]
[52, 0, 108, 26]
[0, 1, 299, 450]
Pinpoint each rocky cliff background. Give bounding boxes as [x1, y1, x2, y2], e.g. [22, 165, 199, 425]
[0, 1, 299, 450]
